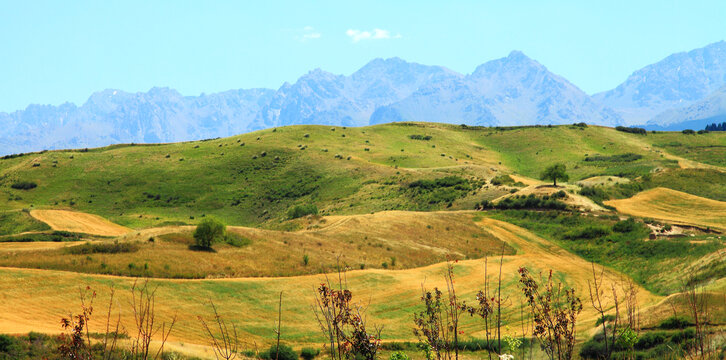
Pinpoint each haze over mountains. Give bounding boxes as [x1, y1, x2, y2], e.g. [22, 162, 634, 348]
[1, 41, 725, 155]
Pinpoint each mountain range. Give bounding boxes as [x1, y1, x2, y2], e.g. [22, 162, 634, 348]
[2, 41, 725, 155]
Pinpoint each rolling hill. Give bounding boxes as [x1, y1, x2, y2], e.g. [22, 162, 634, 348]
[0, 123, 724, 359]
[3, 123, 724, 229]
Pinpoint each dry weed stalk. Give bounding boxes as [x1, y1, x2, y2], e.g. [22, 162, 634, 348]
[463, 248, 509, 359]
[313, 263, 382, 360]
[198, 301, 240, 360]
[518, 267, 582, 360]
[586, 263, 620, 359]
[58, 286, 96, 360]
[682, 271, 712, 359]
[59, 286, 124, 360]
[414, 260, 466, 360]
[130, 280, 177, 360]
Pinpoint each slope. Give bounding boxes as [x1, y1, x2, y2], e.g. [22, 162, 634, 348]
[0, 217, 661, 351]
[605, 187, 726, 231]
[1, 123, 723, 230]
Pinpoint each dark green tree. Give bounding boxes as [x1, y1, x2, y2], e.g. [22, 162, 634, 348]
[540, 163, 569, 187]
[193, 218, 226, 249]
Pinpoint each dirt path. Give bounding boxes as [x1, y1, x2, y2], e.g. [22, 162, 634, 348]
[29, 210, 131, 236]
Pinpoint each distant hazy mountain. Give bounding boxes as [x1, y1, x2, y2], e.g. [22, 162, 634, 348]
[645, 86, 726, 130]
[371, 51, 622, 126]
[593, 41, 726, 125]
[251, 58, 458, 129]
[2, 41, 726, 155]
[0, 87, 274, 154]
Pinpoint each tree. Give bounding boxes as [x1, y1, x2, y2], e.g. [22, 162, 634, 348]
[540, 163, 569, 187]
[193, 218, 226, 249]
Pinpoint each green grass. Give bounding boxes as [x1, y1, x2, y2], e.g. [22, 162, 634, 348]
[0, 123, 722, 231]
[650, 131, 726, 166]
[472, 125, 685, 180]
[0, 124, 502, 229]
[0, 210, 50, 235]
[489, 210, 724, 295]
[579, 168, 726, 203]
[647, 168, 726, 201]
[0, 230, 83, 242]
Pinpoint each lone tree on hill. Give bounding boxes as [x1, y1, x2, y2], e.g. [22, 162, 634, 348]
[194, 218, 226, 249]
[540, 163, 569, 187]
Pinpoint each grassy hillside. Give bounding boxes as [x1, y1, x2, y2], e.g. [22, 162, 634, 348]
[648, 131, 726, 167]
[0, 209, 50, 235]
[0, 217, 662, 352]
[0, 123, 724, 358]
[605, 187, 726, 231]
[2, 123, 722, 229]
[490, 209, 724, 294]
[0, 211, 514, 278]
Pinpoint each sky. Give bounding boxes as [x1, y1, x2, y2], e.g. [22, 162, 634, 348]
[1, 0, 725, 112]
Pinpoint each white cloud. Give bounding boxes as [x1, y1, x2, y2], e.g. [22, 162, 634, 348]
[346, 28, 401, 43]
[295, 26, 322, 42]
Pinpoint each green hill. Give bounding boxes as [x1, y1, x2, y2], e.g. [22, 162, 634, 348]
[1, 123, 724, 229]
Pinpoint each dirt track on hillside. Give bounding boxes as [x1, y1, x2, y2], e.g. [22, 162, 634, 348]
[29, 210, 131, 236]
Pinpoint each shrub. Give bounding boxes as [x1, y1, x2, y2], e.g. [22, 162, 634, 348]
[264, 344, 298, 360]
[408, 176, 468, 190]
[287, 204, 318, 219]
[389, 351, 410, 360]
[670, 328, 695, 344]
[0, 334, 14, 353]
[224, 233, 251, 247]
[481, 195, 567, 211]
[682, 129, 695, 135]
[300, 347, 320, 360]
[658, 316, 692, 329]
[584, 153, 643, 162]
[408, 134, 432, 140]
[579, 338, 607, 359]
[66, 241, 139, 255]
[595, 314, 616, 326]
[490, 174, 514, 186]
[10, 181, 37, 190]
[193, 218, 226, 249]
[613, 218, 638, 233]
[563, 225, 611, 240]
[634, 331, 666, 350]
[615, 126, 647, 135]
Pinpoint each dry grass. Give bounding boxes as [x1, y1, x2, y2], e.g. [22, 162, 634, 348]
[0, 216, 662, 354]
[0, 211, 513, 278]
[30, 209, 131, 236]
[576, 176, 631, 187]
[605, 187, 726, 231]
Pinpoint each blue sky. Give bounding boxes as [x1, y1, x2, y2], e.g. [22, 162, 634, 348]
[1, 0, 725, 112]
